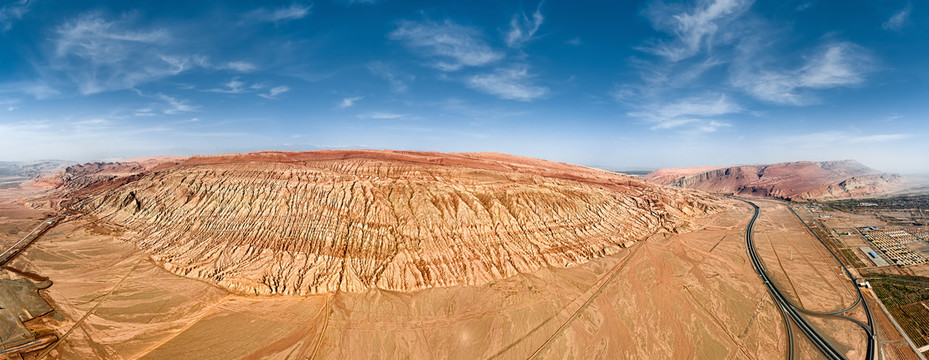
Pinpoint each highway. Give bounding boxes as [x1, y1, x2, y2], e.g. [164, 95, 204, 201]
[788, 205, 876, 360]
[0, 213, 67, 266]
[742, 200, 875, 360]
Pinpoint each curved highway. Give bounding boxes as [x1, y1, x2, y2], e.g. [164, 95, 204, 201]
[741, 200, 875, 360]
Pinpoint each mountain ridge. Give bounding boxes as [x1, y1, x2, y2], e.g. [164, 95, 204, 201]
[645, 160, 900, 200]
[40, 150, 718, 295]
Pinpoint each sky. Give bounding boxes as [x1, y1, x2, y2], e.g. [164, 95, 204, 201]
[1, 0, 927, 174]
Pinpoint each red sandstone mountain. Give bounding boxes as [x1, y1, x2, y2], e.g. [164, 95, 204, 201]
[42, 150, 715, 295]
[645, 160, 900, 200]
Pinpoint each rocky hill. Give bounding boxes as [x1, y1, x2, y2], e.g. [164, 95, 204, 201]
[645, 160, 900, 200]
[49, 150, 716, 295]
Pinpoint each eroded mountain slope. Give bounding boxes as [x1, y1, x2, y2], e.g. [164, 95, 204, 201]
[58, 150, 714, 295]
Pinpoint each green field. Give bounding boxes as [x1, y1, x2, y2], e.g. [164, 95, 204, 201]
[865, 273, 929, 347]
[840, 248, 867, 268]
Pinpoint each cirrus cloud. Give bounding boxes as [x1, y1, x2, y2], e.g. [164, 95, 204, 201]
[466, 66, 548, 102]
[389, 20, 504, 71]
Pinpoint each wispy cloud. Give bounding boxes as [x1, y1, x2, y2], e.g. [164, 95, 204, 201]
[71, 118, 112, 131]
[206, 78, 248, 94]
[134, 107, 156, 117]
[158, 93, 198, 114]
[1, 98, 18, 112]
[1, 81, 59, 99]
[258, 86, 290, 99]
[883, 7, 910, 32]
[0, 0, 29, 31]
[338, 96, 362, 108]
[221, 61, 257, 72]
[390, 20, 503, 71]
[642, 0, 753, 62]
[614, 0, 758, 134]
[243, 3, 312, 23]
[131, 89, 199, 115]
[367, 62, 412, 93]
[786, 131, 913, 146]
[627, 94, 739, 132]
[360, 111, 404, 119]
[505, 2, 544, 48]
[466, 66, 548, 101]
[52, 12, 203, 94]
[799, 43, 871, 88]
[206, 77, 288, 99]
[732, 42, 873, 104]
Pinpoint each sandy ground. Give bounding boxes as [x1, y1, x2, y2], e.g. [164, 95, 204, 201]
[792, 205, 924, 360]
[0, 186, 904, 359]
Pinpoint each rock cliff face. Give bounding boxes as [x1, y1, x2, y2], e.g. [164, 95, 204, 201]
[55, 150, 714, 295]
[645, 160, 900, 200]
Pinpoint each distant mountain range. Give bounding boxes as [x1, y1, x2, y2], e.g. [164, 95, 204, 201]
[0, 160, 74, 178]
[645, 160, 901, 201]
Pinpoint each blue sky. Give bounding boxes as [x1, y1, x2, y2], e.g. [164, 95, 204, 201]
[1, 0, 927, 173]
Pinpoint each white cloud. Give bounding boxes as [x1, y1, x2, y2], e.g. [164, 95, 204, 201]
[695, 120, 731, 133]
[134, 107, 155, 117]
[390, 20, 504, 71]
[849, 134, 912, 143]
[206, 78, 248, 94]
[268, 86, 289, 96]
[243, 3, 312, 23]
[505, 3, 544, 48]
[643, 0, 754, 61]
[360, 112, 404, 119]
[0, 0, 29, 32]
[222, 61, 257, 72]
[733, 42, 872, 105]
[338, 96, 363, 108]
[158, 93, 198, 114]
[627, 94, 740, 132]
[73, 118, 110, 127]
[795, 2, 813, 11]
[205, 78, 287, 98]
[882, 7, 910, 32]
[3, 81, 60, 99]
[367, 62, 412, 93]
[798, 43, 869, 88]
[787, 131, 913, 146]
[466, 66, 548, 101]
[52, 13, 202, 94]
[258, 86, 290, 99]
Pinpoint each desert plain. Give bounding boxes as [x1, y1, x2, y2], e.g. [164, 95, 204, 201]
[0, 150, 917, 359]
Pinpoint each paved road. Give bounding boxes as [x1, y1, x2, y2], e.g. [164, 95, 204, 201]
[741, 200, 875, 360]
[0, 214, 67, 266]
[787, 205, 876, 360]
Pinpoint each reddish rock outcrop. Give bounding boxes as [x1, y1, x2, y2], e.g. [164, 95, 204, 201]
[52, 150, 715, 295]
[645, 160, 900, 201]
